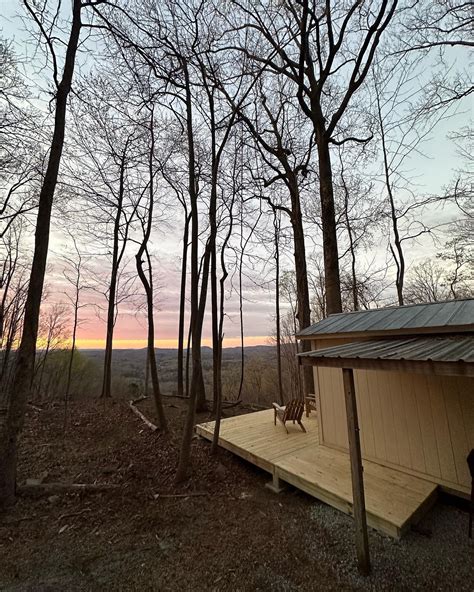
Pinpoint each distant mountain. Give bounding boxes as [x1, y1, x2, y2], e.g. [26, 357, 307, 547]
[79, 345, 277, 387]
[80, 344, 275, 359]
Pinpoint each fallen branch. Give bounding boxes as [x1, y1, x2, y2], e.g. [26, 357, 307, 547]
[130, 395, 148, 406]
[129, 400, 158, 432]
[152, 491, 234, 500]
[18, 482, 119, 497]
[153, 492, 211, 499]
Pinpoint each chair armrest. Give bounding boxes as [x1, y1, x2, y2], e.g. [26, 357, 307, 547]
[272, 402, 284, 412]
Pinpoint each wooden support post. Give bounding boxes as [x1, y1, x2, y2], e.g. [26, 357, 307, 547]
[265, 471, 286, 494]
[342, 367, 371, 576]
[467, 450, 474, 538]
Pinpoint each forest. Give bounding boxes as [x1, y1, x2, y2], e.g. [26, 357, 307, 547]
[0, 1, 473, 588]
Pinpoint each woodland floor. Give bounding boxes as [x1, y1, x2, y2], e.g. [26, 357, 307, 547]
[0, 397, 473, 592]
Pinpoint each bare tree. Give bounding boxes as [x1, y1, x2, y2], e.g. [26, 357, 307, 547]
[373, 60, 454, 305]
[402, 238, 473, 305]
[134, 106, 167, 430]
[62, 235, 88, 440]
[175, 53, 204, 479]
[0, 0, 116, 509]
[159, 155, 191, 400]
[220, 74, 315, 396]
[396, 1, 473, 110]
[224, 0, 398, 313]
[273, 210, 284, 406]
[211, 166, 238, 453]
[68, 74, 144, 399]
[0, 222, 28, 387]
[33, 302, 69, 402]
[0, 36, 43, 238]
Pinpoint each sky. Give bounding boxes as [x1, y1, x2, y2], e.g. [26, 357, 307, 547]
[1, 2, 471, 350]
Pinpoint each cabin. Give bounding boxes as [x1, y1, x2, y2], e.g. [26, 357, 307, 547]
[298, 298, 474, 499]
[197, 298, 474, 574]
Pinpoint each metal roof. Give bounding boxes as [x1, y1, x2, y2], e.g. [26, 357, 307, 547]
[297, 299, 474, 339]
[298, 336, 474, 365]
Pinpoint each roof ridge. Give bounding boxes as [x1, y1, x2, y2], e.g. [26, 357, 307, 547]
[325, 297, 474, 319]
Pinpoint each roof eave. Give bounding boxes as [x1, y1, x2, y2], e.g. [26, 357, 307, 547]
[297, 325, 474, 340]
[298, 354, 474, 378]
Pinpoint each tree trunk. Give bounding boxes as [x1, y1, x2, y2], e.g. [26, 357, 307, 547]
[136, 246, 167, 431]
[211, 188, 235, 453]
[208, 92, 219, 415]
[194, 241, 212, 412]
[185, 318, 191, 399]
[0, 0, 82, 509]
[316, 132, 343, 315]
[237, 217, 245, 402]
[100, 149, 127, 399]
[341, 169, 359, 311]
[384, 143, 404, 305]
[135, 112, 167, 430]
[193, 79, 234, 414]
[211, 243, 219, 414]
[177, 213, 190, 398]
[144, 348, 149, 397]
[377, 88, 405, 306]
[34, 339, 51, 402]
[63, 264, 80, 441]
[287, 175, 315, 396]
[175, 59, 200, 483]
[274, 214, 284, 406]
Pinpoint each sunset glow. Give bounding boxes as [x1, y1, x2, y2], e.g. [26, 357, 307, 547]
[75, 335, 270, 350]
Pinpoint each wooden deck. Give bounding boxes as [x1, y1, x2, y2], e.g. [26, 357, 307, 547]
[196, 409, 438, 539]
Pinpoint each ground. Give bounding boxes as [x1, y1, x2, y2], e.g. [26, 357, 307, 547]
[0, 398, 473, 591]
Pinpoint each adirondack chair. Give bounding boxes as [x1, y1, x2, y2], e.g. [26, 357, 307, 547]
[305, 393, 317, 417]
[272, 399, 306, 434]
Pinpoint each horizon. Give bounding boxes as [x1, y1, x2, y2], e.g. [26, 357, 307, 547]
[73, 336, 271, 350]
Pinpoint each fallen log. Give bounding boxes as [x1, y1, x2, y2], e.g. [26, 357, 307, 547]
[18, 482, 119, 498]
[128, 400, 158, 432]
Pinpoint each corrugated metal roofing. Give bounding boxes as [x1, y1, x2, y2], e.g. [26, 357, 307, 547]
[297, 299, 474, 338]
[298, 336, 474, 364]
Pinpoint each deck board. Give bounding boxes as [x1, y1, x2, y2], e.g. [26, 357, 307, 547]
[196, 409, 437, 538]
